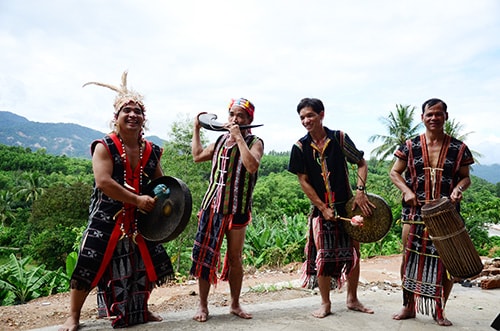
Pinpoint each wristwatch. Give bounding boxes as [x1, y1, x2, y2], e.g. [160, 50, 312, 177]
[356, 185, 365, 191]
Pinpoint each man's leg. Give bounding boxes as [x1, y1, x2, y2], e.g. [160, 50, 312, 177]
[346, 240, 374, 313]
[193, 278, 211, 322]
[59, 288, 89, 331]
[393, 224, 416, 320]
[312, 275, 332, 318]
[226, 227, 252, 319]
[435, 275, 453, 326]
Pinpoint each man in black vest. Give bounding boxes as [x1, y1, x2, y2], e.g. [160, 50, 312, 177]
[288, 97, 374, 318]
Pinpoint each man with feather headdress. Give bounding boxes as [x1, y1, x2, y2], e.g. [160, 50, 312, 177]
[59, 71, 173, 331]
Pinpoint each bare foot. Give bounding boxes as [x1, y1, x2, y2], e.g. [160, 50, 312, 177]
[392, 307, 416, 320]
[147, 311, 163, 322]
[193, 307, 209, 322]
[58, 317, 79, 331]
[435, 317, 453, 326]
[230, 306, 253, 319]
[312, 302, 332, 318]
[347, 300, 374, 314]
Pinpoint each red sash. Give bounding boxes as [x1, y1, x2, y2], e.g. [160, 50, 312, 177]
[91, 134, 158, 287]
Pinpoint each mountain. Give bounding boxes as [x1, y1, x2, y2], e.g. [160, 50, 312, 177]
[471, 164, 500, 184]
[1, 111, 499, 183]
[0, 111, 166, 159]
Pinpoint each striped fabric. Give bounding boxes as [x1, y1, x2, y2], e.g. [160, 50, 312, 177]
[191, 133, 263, 284]
[200, 133, 261, 215]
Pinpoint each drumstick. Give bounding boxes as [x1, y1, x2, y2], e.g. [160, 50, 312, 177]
[336, 215, 364, 226]
[138, 196, 158, 215]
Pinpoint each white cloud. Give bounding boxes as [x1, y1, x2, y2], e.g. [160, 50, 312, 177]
[1, 0, 500, 163]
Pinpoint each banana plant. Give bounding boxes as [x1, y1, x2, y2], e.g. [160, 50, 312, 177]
[0, 253, 59, 304]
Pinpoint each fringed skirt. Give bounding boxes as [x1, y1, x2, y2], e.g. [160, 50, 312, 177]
[301, 215, 357, 289]
[190, 208, 229, 285]
[402, 222, 447, 319]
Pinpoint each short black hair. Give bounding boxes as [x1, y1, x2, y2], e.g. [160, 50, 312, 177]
[422, 98, 447, 113]
[297, 98, 325, 114]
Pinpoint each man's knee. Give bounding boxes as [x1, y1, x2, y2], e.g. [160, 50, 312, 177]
[226, 252, 243, 267]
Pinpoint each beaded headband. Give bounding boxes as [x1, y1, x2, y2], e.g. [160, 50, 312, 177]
[83, 71, 146, 115]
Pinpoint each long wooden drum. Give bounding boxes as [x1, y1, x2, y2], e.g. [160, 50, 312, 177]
[421, 197, 483, 278]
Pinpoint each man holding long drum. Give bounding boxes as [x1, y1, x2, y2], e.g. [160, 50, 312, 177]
[390, 98, 474, 326]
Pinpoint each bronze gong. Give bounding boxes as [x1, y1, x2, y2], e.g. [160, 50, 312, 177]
[344, 193, 393, 243]
[137, 176, 192, 243]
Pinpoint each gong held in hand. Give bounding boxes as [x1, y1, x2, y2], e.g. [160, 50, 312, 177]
[198, 113, 263, 131]
[344, 193, 393, 243]
[137, 176, 192, 243]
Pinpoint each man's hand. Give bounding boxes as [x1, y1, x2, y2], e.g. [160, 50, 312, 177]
[402, 190, 418, 207]
[353, 191, 376, 217]
[136, 195, 157, 213]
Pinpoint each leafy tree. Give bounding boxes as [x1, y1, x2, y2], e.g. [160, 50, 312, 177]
[259, 152, 290, 176]
[167, 113, 208, 155]
[252, 171, 309, 220]
[26, 225, 77, 270]
[161, 115, 211, 274]
[368, 104, 422, 161]
[0, 145, 91, 175]
[27, 182, 91, 268]
[30, 182, 92, 231]
[1, 208, 31, 252]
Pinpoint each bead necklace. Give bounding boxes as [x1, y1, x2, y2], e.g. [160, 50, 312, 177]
[118, 135, 143, 243]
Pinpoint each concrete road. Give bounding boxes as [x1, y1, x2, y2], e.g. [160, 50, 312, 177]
[32, 285, 499, 331]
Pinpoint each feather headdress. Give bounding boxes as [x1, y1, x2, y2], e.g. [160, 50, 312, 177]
[83, 71, 146, 114]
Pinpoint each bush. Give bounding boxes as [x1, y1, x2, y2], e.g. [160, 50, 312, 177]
[26, 224, 77, 270]
[244, 214, 307, 269]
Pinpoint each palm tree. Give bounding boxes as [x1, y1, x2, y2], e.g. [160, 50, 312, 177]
[368, 104, 422, 161]
[445, 118, 483, 164]
[369, 104, 482, 164]
[16, 172, 47, 204]
[0, 190, 15, 226]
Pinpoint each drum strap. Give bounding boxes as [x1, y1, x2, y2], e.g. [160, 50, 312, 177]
[429, 226, 466, 242]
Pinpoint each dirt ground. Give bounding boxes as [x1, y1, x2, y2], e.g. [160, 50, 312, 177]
[1, 254, 498, 331]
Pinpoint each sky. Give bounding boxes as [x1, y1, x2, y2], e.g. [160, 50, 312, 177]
[1, 0, 500, 164]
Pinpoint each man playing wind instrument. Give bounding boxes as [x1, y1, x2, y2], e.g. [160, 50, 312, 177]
[190, 98, 264, 322]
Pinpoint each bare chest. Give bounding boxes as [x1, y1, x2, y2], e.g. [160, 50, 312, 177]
[426, 142, 443, 168]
